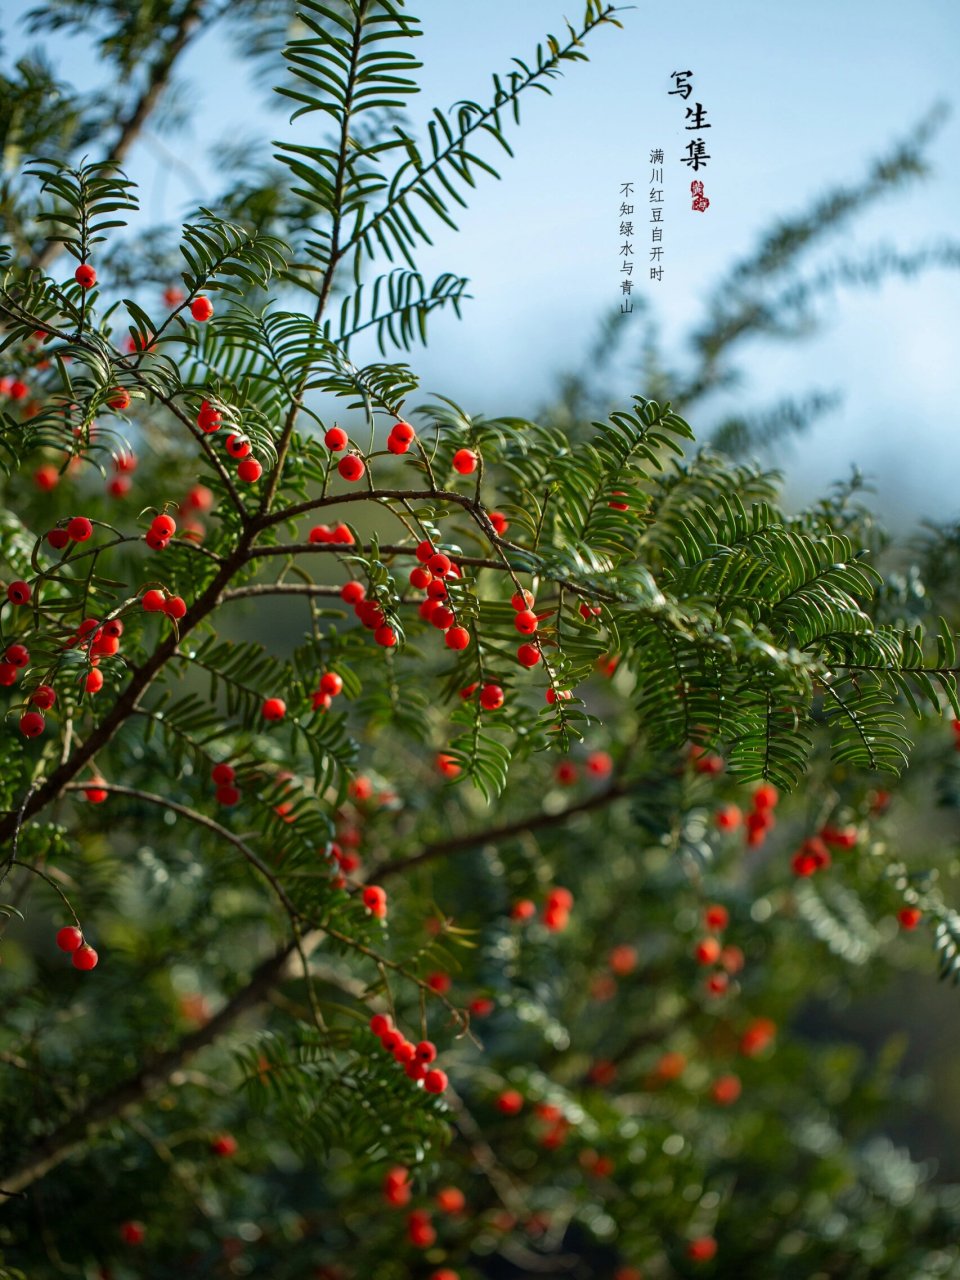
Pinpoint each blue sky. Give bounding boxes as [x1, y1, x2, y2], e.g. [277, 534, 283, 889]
[5, 0, 959, 522]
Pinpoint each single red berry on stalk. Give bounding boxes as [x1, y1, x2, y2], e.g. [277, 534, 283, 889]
[452, 448, 478, 474]
[387, 431, 409, 454]
[19, 711, 45, 738]
[72, 943, 99, 970]
[216, 784, 240, 806]
[211, 763, 235, 786]
[480, 683, 504, 710]
[262, 697, 286, 721]
[56, 926, 83, 952]
[74, 263, 97, 289]
[687, 1237, 717, 1263]
[497, 1089, 524, 1115]
[445, 626, 470, 650]
[694, 936, 721, 965]
[142, 589, 165, 612]
[190, 296, 214, 322]
[6, 644, 29, 668]
[197, 401, 222, 432]
[430, 605, 455, 630]
[423, 1068, 448, 1094]
[753, 782, 778, 810]
[715, 803, 741, 831]
[428, 552, 452, 576]
[362, 885, 388, 918]
[163, 595, 187, 619]
[324, 426, 348, 451]
[237, 458, 262, 484]
[163, 286, 185, 306]
[85, 785, 108, 804]
[898, 906, 922, 929]
[375, 624, 397, 648]
[391, 420, 415, 444]
[107, 387, 131, 411]
[7, 581, 31, 605]
[514, 609, 538, 635]
[35, 464, 59, 490]
[489, 511, 508, 535]
[85, 669, 104, 694]
[0, 663, 17, 686]
[436, 1187, 465, 1214]
[338, 454, 365, 482]
[341, 580, 365, 605]
[225, 433, 251, 459]
[145, 529, 169, 551]
[517, 643, 541, 668]
[47, 529, 70, 550]
[31, 685, 56, 709]
[151, 513, 177, 539]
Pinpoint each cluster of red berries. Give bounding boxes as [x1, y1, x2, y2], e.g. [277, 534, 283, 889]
[408, 543, 470, 650]
[386, 419, 415, 454]
[308, 521, 354, 545]
[367, 1013, 447, 1093]
[458, 680, 505, 710]
[324, 426, 367, 483]
[0, 376, 30, 400]
[312, 669, 344, 712]
[553, 750, 614, 786]
[196, 400, 262, 483]
[510, 589, 544, 668]
[508, 888, 573, 931]
[142, 587, 187, 619]
[145, 511, 176, 551]
[55, 924, 98, 970]
[693, 904, 739, 997]
[211, 761, 240, 807]
[338, 578, 397, 648]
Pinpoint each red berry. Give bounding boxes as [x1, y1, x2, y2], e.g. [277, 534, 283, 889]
[694, 937, 721, 966]
[72, 943, 98, 970]
[436, 753, 461, 778]
[445, 626, 470, 650]
[489, 511, 508, 535]
[30, 685, 56, 709]
[387, 432, 409, 455]
[497, 1089, 524, 1115]
[145, 529, 169, 551]
[56, 925, 83, 952]
[85, 785, 108, 804]
[423, 1068, 448, 1094]
[704, 904, 729, 932]
[34, 464, 59, 490]
[546, 687, 572, 704]
[470, 996, 494, 1017]
[151, 514, 177, 539]
[391, 420, 415, 444]
[190, 296, 214, 322]
[142, 589, 165, 612]
[324, 426, 348, 451]
[184, 485, 213, 511]
[586, 750, 613, 776]
[19, 710, 45, 738]
[5, 644, 29, 668]
[375, 624, 397, 648]
[341, 581, 365, 605]
[7, 581, 31, 605]
[407, 1210, 436, 1248]
[211, 1133, 238, 1157]
[225, 433, 251, 459]
[332, 523, 354, 544]
[687, 1237, 717, 1263]
[427, 552, 452, 576]
[436, 1186, 465, 1214]
[740, 1017, 777, 1057]
[554, 760, 578, 786]
[47, 529, 70, 550]
[430, 605, 454, 630]
[163, 595, 187, 619]
[608, 490, 629, 511]
[362, 885, 388, 918]
[163, 286, 185, 306]
[414, 1039, 437, 1064]
[452, 448, 477, 475]
[84, 669, 104, 694]
[715, 803, 741, 831]
[514, 609, 538, 635]
[752, 783, 778, 810]
[237, 458, 262, 484]
[74, 264, 97, 289]
[262, 697, 286, 721]
[898, 906, 922, 930]
[517, 643, 541, 668]
[107, 387, 131, 411]
[415, 540, 434, 563]
[426, 578, 448, 600]
[119, 1221, 145, 1246]
[0, 663, 16, 686]
[511, 899, 536, 922]
[216, 785, 240, 806]
[337, 454, 365, 482]
[511, 590, 535, 611]
[479, 683, 504, 710]
[369, 1013, 393, 1038]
